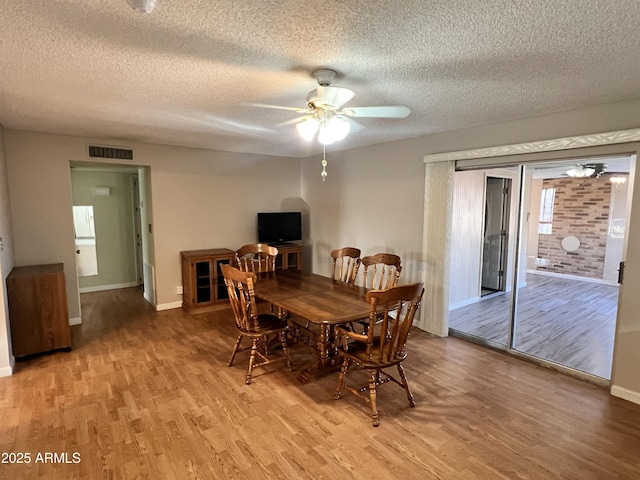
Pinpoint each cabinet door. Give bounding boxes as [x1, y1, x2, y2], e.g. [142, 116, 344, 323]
[213, 256, 233, 302]
[7, 268, 70, 356]
[285, 251, 300, 269]
[275, 246, 302, 270]
[194, 260, 213, 304]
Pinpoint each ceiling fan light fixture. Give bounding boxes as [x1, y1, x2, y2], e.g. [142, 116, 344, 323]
[317, 126, 334, 145]
[255, 68, 410, 179]
[567, 165, 596, 178]
[125, 0, 157, 13]
[320, 116, 350, 144]
[296, 117, 320, 142]
[610, 176, 627, 184]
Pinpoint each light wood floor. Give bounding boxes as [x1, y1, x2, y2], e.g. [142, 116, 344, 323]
[449, 273, 618, 378]
[1, 287, 639, 479]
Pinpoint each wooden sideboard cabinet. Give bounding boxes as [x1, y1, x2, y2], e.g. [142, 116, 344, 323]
[7, 263, 71, 358]
[274, 243, 302, 270]
[181, 248, 235, 313]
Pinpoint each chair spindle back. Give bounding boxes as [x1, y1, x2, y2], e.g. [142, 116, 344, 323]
[221, 264, 261, 333]
[331, 247, 361, 285]
[235, 243, 279, 273]
[361, 253, 402, 290]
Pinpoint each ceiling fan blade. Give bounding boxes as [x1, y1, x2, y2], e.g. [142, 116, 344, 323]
[307, 86, 356, 109]
[345, 117, 365, 132]
[275, 117, 307, 128]
[342, 105, 411, 118]
[242, 102, 310, 114]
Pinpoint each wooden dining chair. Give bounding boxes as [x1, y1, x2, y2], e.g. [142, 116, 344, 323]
[334, 282, 424, 427]
[221, 264, 293, 384]
[331, 247, 361, 285]
[353, 253, 403, 333]
[361, 253, 402, 290]
[235, 243, 279, 273]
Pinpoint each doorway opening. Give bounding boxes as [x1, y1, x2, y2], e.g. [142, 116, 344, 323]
[70, 162, 153, 303]
[481, 176, 512, 297]
[72, 205, 98, 277]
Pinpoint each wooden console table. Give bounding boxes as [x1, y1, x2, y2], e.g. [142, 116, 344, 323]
[181, 244, 303, 313]
[181, 249, 235, 313]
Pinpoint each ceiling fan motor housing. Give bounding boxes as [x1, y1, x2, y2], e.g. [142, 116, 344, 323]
[306, 86, 356, 110]
[312, 69, 337, 86]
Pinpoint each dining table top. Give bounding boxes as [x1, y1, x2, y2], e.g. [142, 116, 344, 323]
[253, 269, 371, 325]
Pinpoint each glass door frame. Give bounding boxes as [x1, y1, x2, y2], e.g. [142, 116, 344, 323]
[451, 158, 632, 386]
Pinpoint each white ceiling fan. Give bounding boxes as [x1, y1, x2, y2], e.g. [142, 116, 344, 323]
[251, 69, 411, 145]
[566, 162, 608, 178]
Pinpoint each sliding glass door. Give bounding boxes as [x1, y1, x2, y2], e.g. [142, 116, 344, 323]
[449, 156, 633, 380]
[510, 160, 631, 379]
[448, 167, 519, 349]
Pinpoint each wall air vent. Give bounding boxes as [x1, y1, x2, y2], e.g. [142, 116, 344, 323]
[88, 145, 133, 160]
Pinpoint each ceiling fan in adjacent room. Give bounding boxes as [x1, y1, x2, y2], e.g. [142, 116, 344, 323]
[566, 163, 607, 178]
[248, 69, 411, 180]
[125, 0, 157, 13]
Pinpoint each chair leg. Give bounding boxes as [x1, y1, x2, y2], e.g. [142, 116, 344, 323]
[334, 357, 349, 399]
[369, 369, 380, 427]
[279, 331, 293, 371]
[229, 334, 243, 366]
[245, 339, 259, 385]
[397, 363, 415, 407]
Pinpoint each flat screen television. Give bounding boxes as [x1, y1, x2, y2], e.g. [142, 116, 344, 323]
[257, 212, 302, 244]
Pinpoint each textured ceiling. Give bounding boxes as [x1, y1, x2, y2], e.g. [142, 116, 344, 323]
[2, 0, 640, 158]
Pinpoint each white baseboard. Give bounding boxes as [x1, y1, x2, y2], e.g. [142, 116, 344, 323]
[527, 269, 618, 286]
[611, 385, 640, 405]
[69, 317, 82, 326]
[156, 301, 182, 311]
[0, 356, 14, 377]
[79, 281, 140, 293]
[449, 296, 480, 311]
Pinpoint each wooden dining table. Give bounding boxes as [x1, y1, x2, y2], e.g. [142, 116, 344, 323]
[253, 269, 371, 383]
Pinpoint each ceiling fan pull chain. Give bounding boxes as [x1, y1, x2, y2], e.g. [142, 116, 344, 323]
[321, 144, 328, 181]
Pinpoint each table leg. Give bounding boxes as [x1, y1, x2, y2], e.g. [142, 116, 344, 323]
[296, 324, 341, 383]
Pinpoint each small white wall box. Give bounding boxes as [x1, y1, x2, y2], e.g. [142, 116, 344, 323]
[94, 186, 111, 196]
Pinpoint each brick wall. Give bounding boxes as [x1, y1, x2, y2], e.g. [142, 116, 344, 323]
[537, 176, 611, 279]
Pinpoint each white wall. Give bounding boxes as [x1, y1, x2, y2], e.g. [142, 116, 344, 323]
[436, 167, 522, 309]
[449, 170, 484, 307]
[300, 97, 640, 403]
[4, 97, 640, 401]
[4, 131, 301, 317]
[0, 125, 16, 376]
[300, 144, 426, 283]
[149, 147, 302, 308]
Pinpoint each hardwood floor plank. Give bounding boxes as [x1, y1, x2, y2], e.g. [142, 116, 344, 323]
[1, 287, 639, 479]
[449, 273, 618, 377]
